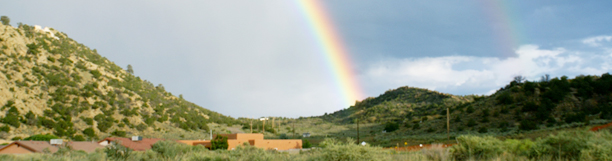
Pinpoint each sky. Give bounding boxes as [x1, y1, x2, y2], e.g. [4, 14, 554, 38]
[2, 0, 612, 118]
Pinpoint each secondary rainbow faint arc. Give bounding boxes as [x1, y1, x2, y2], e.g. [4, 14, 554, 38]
[297, 0, 365, 106]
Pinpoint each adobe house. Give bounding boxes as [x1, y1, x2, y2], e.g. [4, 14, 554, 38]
[180, 133, 302, 150]
[98, 137, 163, 151]
[178, 140, 211, 148]
[0, 140, 103, 154]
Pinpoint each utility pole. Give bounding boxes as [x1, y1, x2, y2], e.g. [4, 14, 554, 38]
[357, 118, 360, 144]
[260, 117, 268, 134]
[272, 117, 275, 133]
[292, 121, 295, 139]
[447, 108, 450, 140]
[250, 120, 253, 133]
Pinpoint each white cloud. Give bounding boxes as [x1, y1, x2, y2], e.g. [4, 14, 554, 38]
[362, 44, 610, 96]
[583, 35, 612, 47]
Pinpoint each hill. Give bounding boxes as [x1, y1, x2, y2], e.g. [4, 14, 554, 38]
[0, 22, 238, 141]
[326, 86, 473, 124]
[270, 74, 612, 147]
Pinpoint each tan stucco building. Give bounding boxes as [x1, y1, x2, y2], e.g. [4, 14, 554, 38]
[179, 133, 302, 150]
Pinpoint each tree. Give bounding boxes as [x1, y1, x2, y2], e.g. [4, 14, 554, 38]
[111, 130, 127, 137]
[467, 118, 477, 127]
[302, 139, 312, 148]
[23, 134, 59, 141]
[127, 64, 134, 74]
[383, 122, 399, 132]
[211, 135, 228, 150]
[540, 74, 550, 82]
[0, 16, 9, 26]
[519, 120, 538, 131]
[514, 75, 526, 84]
[83, 128, 96, 138]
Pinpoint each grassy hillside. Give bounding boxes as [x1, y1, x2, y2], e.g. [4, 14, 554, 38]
[268, 74, 612, 147]
[327, 86, 473, 124]
[0, 22, 238, 141]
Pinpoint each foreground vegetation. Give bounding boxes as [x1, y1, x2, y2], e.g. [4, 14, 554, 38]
[2, 129, 611, 161]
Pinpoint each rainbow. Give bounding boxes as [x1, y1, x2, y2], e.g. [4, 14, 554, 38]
[297, 0, 365, 106]
[478, 0, 524, 57]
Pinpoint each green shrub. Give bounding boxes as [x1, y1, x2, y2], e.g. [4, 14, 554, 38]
[83, 117, 94, 125]
[311, 138, 391, 161]
[211, 135, 228, 150]
[105, 141, 132, 161]
[383, 122, 399, 132]
[467, 118, 476, 127]
[279, 133, 289, 139]
[23, 134, 59, 141]
[82, 127, 96, 138]
[450, 135, 504, 160]
[3, 107, 21, 127]
[111, 130, 126, 137]
[478, 127, 487, 133]
[72, 135, 85, 141]
[0, 125, 9, 132]
[303, 139, 312, 148]
[90, 70, 102, 79]
[496, 92, 514, 105]
[466, 106, 474, 113]
[531, 131, 592, 160]
[519, 120, 538, 131]
[136, 123, 148, 131]
[151, 140, 195, 159]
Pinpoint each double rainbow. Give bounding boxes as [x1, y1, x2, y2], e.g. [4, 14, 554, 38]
[297, 0, 365, 106]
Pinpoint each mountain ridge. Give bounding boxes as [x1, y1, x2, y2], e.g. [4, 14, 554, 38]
[0, 23, 237, 141]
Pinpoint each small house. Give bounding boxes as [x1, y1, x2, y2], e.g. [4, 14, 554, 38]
[98, 137, 163, 151]
[0, 140, 103, 154]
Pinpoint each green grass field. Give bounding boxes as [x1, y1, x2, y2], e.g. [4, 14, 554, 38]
[4, 128, 612, 161]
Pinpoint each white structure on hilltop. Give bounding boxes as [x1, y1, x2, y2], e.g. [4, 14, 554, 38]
[34, 25, 59, 40]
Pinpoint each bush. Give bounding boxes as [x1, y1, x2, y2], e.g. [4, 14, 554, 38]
[105, 141, 132, 161]
[83, 117, 94, 125]
[211, 135, 228, 150]
[448, 131, 612, 160]
[519, 120, 538, 131]
[23, 134, 59, 141]
[450, 135, 504, 160]
[72, 135, 85, 141]
[311, 138, 391, 161]
[111, 130, 126, 137]
[151, 140, 195, 159]
[496, 92, 514, 105]
[478, 127, 487, 133]
[90, 70, 102, 79]
[467, 118, 477, 127]
[303, 139, 312, 148]
[279, 133, 289, 139]
[412, 123, 420, 130]
[136, 123, 148, 131]
[0, 125, 9, 132]
[383, 122, 399, 132]
[466, 106, 474, 113]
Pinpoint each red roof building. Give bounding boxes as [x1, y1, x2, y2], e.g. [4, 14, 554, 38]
[98, 137, 163, 151]
[0, 141, 104, 154]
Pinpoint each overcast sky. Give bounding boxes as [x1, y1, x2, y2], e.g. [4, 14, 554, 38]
[3, 0, 612, 118]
